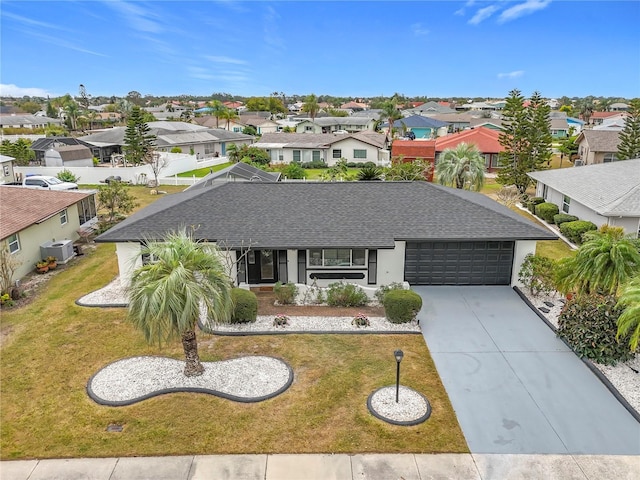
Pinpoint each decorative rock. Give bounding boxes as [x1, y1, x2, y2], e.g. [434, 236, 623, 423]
[544, 301, 554, 307]
[367, 385, 431, 426]
[538, 307, 550, 313]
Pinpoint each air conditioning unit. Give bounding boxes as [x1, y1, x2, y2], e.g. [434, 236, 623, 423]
[574, 159, 584, 167]
[40, 239, 74, 263]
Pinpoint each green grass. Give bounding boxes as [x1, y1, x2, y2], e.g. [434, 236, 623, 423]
[508, 205, 575, 261]
[0, 245, 466, 459]
[176, 162, 233, 177]
[303, 168, 360, 180]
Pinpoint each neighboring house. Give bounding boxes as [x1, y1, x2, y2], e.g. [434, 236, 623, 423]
[610, 102, 629, 112]
[44, 145, 94, 168]
[528, 159, 640, 237]
[0, 114, 62, 129]
[550, 117, 569, 138]
[254, 132, 389, 166]
[566, 117, 584, 135]
[295, 117, 376, 134]
[95, 182, 556, 289]
[79, 121, 253, 162]
[589, 111, 627, 126]
[469, 118, 504, 130]
[428, 113, 474, 132]
[0, 187, 98, 284]
[403, 101, 457, 116]
[30, 137, 92, 164]
[593, 117, 626, 131]
[187, 163, 281, 190]
[381, 115, 449, 139]
[574, 130, 621, 165]
[0, 154, 16, 184]
[390, 140, 436, 181]
[236, 116, 279, 134]
[339, 101, 369, 111]
[435, 127, 504, 172]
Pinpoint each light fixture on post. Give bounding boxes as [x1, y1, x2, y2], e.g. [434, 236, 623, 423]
[394, 349, 404, 403]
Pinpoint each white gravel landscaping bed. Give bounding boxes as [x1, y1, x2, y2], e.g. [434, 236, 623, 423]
[368, 386, 431, 425]
[88, 356, 292, 405]
[520, 287, 639, 415]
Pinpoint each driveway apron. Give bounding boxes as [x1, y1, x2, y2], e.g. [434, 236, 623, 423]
[414, 286, 640, 455]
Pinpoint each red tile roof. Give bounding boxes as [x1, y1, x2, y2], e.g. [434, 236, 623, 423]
[0, 187, 93, 239]
[391, 140, 436, 160]
[435, 127, 504, 154]
[591, 111, 624, 119]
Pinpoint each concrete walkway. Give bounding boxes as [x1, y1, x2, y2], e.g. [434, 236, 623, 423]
[2, 453, 639, 479]
[414, 286, 640, 455]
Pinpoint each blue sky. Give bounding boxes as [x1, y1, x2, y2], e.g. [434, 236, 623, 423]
[1, 1, 639, 99]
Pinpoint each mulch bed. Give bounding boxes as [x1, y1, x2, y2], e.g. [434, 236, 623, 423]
[255, 291, 385, 317]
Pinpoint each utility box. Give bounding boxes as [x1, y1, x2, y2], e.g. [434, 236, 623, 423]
[40, 239, 75, 263]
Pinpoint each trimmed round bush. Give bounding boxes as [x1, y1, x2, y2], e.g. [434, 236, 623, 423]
[558, 294, 633, 365]
[230, 288, 257, 323]
[559, 220, 597, 244]
[383, 290, 423, 324]
[527, 197, 545, 213]
[326, 282, 369, 307]
[274, 282, 298, 305]
[535, 202, 559, 223]
[553, 213, 579, 226]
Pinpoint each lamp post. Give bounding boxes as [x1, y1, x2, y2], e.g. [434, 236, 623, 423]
[394, 349, 404, 403]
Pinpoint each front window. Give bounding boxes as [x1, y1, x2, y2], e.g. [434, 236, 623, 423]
[603, 153, 617, 163]
[305, 126, 313, 131]
[353, 149, 367, 159]
[542, 184, 548, 200]
[308, 248, 366, 267]
[8, 234, 20, 253]
[332, 149, 342, 159]
[60, 209, 68, 225]
[293, 150, 301, 162]
[562, 195, 570, 213]
[312, 150, 321, 161]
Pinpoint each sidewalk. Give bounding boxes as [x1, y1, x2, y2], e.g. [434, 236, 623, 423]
[2, 453, 639, 480]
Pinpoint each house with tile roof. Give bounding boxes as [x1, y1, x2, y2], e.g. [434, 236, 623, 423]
[254, 132, 389, 165]
[574, 130, 621, 165]
[589, 111, 627, 126]
[95, 181, 556, 288]
[528, 159, 640, 237]
[0, 187, 98, 284]
[390, 140, 436, 181]
[435, 127, 504, 172]
[381, 115, 449, 139]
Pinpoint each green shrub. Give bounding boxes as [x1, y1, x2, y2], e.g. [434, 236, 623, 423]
[56, 168, 79, 183]
[518, 254, 556, 297]
[383, 290, 423, 324]
[274, 282, 298, 305]
[558, 294, 634, 365]
[230, 288, 257, 323]
[282, 163, 306, 179]
[535, 202, 559, 223]
[553, 213, 579, 226]
[300, 160, 327, 169]
[326, 282, 369, 307]
[374, 282, 405, 303]
[560, 220, 598, 244]
[527, 197, 545, 213]
[170, 147, 182, 153]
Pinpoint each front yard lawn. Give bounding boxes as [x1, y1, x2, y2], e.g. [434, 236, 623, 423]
[176, 162, 233, 177]
[0, 244, 467, 459]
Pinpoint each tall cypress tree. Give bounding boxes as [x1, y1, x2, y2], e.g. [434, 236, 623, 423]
[123, 105, 156, 165]
[497, 89, 552, 194]
[617, 98, 640, 160]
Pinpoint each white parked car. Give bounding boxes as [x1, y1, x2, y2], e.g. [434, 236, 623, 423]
[22, 175, 78, 190]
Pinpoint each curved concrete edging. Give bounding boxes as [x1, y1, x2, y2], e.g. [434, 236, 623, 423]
[513, 286, 640, 424]
[366, 386, 432, 426]
[86, 355, 294, 407]
[75, 299, 128, 308]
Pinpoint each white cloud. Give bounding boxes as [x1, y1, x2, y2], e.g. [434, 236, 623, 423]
[469, 5, 500, 25]
[411, 23, 429, 36]
[205, 56, 247, 65]
[104, 0, 163, 34]
[498, 0, 552, 24]
[0, 84, 54, 97]
[497, 70, 525, 79]
[2, 12, 65, 31]
[454, 8, 466, 16]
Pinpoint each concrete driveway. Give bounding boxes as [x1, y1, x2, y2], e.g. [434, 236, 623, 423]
[414, 286, 640, 455]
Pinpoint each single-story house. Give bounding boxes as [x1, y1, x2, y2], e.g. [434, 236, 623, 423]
[589, 111, 627, 126]
[549, 118, 570, 138]
[254, 132, 389, 165]
[186, 163, 281, 190]
[610, 103, 629, 112]
[30, 137, 94, 164]
[0, 154, 16, 184]
[295, 117, 376, 134]
[79, 122, 253, 162]
[427, 113, 474, 132]
[0, 114, 62, 129]
[381, 115, 449, 139]
[402, 101, 457, 116]
[0, 187, 98, 284]
[95, 181, 556, 288]
[435, 127, 504, 172]
[44, 145, 94, 168]
[574, 130, 621, 165]
[390, 140, 436, 181]
[528, 159, 640, 237]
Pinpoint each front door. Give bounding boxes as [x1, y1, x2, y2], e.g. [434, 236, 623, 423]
[247, 249, 277, 284]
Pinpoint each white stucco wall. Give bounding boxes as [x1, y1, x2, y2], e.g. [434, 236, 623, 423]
[115, 242, 142, 287]
[511, 240, 537, 286]
[377, 242, 406, 285]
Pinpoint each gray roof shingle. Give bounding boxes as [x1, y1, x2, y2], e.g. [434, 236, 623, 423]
[96, 182, 556, 248]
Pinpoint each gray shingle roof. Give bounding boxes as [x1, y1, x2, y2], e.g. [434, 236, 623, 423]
[578, 130, 621, 152]
[528, 159, 640, 216]
[96, 182, 556, 248]
[186, 163, 280, 189]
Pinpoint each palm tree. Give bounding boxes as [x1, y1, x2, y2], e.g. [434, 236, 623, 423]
[555, 229, 640, 296]
[127, 229, 233, 377]
[221, 107, 239, 130]
[357, 165, 383, 181]
[381, 100, 402, 138]
[64, 102, 80, 131]
[302, 94, 319, 121]
[208, 100, 226, 128]
[435, 142, 485, 191]
[616, 275, 640, 351]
